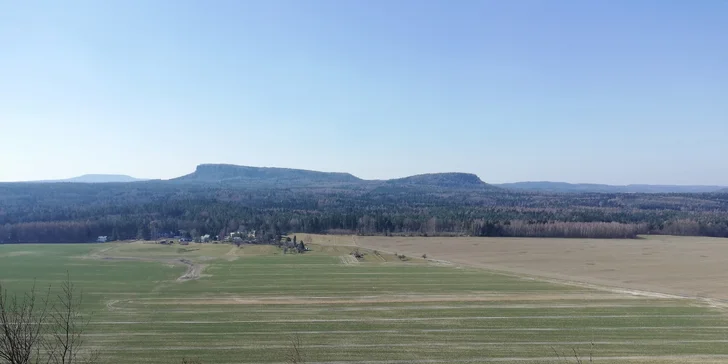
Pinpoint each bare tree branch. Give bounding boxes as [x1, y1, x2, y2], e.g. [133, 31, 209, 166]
[44, 274, 94, 364]
[0, 281, 50, 364]
[1, 275, 96, 364]
[286, 335, 305, 364]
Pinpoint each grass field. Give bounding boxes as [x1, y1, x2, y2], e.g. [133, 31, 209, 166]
[1, 239, 728, 363]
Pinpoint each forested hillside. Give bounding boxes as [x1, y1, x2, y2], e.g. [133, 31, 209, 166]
[2, 166, 728, 243]
[497, 181, 727, 193]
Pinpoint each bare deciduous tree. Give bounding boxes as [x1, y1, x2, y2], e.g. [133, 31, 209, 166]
[551, 344, 594, 363]
[0, 275, 97, 364]
[0, 283, 49, 364]
[286, 335, 305, 364]
[44, 275, 97, 364]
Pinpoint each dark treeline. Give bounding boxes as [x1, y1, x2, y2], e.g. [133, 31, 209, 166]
[1, 182, 728, 243]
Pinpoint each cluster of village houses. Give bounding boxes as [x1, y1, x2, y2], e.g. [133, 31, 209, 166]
[96, 229, 308, 254]
[96, 230, 258, 245]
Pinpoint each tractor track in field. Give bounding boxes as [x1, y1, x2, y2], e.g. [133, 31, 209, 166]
[176, 259, 207, 281]
[120, 292, 637, 306]
[81, 344, 728, 364]
[84, 247, 206, 282]
[224, 245, 240, 261]
[87, 313, 722, 325]
[90, 342, 728, 348]
[339, 255, 360, 265]
[84, 326, 728, 337]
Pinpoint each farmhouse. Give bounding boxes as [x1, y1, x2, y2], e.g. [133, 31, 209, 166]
[229, 230, 256, 240]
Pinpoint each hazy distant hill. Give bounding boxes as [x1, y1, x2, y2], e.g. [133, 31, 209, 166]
[21, 165, 725, 193]
[172, 164, 501, 190]
[623, 184, 727, 193]
[172, 164, 362, 185]
[497, 181, 726, 194]
[38, 174, 146, 183]
[386, 173, 494, 189]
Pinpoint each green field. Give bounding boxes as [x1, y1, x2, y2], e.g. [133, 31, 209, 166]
[1, 242, 727, 363]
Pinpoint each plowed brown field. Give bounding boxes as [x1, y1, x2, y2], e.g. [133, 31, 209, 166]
[353, 235, 728, 301]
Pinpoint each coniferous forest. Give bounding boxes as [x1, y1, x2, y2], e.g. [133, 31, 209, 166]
[1, 165, 728, 243]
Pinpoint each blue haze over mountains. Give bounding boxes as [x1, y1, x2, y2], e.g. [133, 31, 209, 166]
[17, 164, 728, 194]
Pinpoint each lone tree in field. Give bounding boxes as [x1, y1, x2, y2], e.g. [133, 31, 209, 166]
[0, 275, 97, 364]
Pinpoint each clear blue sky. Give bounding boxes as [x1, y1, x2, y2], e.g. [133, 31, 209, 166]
[1, 0, 726, 184]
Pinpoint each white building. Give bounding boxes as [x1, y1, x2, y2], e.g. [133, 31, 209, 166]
[96, 236, 108, 243]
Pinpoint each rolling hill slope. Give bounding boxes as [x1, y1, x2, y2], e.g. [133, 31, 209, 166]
[386, 172, 495, 189]
[37, 174, 147, 183]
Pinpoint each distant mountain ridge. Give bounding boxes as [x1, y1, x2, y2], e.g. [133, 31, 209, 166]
[496, 181, 727, 194]
[386, 173, 490, 188]
[16, 165, 727, 193]
[36, 174, 147, 183]
[172, 164, 495, 190]
[172, 164, 362, 185]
